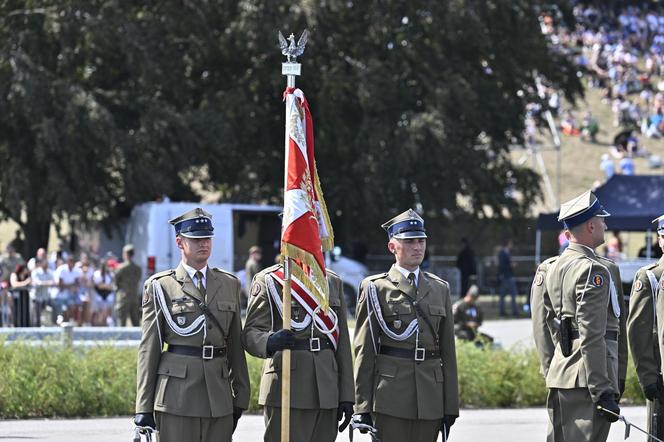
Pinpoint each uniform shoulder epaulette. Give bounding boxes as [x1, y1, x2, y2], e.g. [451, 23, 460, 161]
[537, 256, 558, 272]
[144, 269, 175, 286]
[424, 271, 447, 284]
[259, 263, 282, 275]
[365, 272, 388, 282]
[211, 267, 239, 281]
[642, 261, 659, 271]
[597, 256, 615, 265]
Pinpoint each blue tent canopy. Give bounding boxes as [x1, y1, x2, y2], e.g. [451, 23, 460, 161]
[536, 175, 664, 231]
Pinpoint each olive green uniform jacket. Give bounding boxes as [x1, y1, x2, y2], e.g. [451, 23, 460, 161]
[531, 256, 559, 378]
[543, 244, 621, 401]
[241, 264, 355, 409]
[354, 265, 459, 420]
[629, 257, 664, 392]
[135, 263, 250, 417]
[114, 261, 142, 316]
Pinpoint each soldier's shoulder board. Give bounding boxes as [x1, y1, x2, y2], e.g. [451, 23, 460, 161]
[597, 256, 616, 265]
[144, 269, 175, 287]
[423, 271, 449, 288]
[644, 262, 659, 271]
[365, 272, 388, 282]
[211, 267, 239, 280]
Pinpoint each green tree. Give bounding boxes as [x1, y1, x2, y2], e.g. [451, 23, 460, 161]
[0, 1, 244, 256]
[222, 0, 583, 246]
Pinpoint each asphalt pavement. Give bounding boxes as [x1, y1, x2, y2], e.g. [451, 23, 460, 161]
[0, 406, 647, 441]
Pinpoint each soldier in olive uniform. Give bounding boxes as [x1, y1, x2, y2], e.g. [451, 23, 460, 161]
[353, 209, 459, 442]
[635, 215, 664, 438]
[133, 208, 250, 442]
[114, 244, 142, 326]
[541, 191, 621, 441]
[242, 264, 354, 442]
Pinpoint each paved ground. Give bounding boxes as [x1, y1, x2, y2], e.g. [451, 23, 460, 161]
[0, 406, 648, 441]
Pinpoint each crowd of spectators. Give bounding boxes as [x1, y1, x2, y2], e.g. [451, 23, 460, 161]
[0, 242, 139, 328]
[535, 3, 664, 181]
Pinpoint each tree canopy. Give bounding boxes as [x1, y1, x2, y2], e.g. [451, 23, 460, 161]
[0, 0, 582, 256]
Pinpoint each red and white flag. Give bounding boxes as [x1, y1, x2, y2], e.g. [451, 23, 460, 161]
[281, 87, 334, 309]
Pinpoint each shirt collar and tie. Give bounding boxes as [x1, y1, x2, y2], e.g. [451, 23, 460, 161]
[181, 262, 208, 293]
[395, 265, 420, 287]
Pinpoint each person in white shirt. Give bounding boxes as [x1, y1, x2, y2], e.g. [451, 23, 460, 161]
[92, 262, 115, 326]
[53, 256, 82, 324]
[30, 259, 57, 326]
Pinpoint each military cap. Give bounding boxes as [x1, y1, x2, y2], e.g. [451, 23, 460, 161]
[169, 208, 214, 238]
[653, 214, 664, 235]
[122, 244, 134, 253]
[558, 190, 610, 230]
[381, 209, 427, 239]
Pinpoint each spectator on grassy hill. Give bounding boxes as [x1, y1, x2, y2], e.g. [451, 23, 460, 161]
[561, 110, 581, 135]
[600, 154, 615, 180]
[27, 247, 47, 272]
[581, 111, 600, 142]
[619, 154, 635, 175]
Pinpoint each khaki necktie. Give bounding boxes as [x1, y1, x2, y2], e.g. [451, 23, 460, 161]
[407, 272, 417, 287]
[195, 270, 206, 296]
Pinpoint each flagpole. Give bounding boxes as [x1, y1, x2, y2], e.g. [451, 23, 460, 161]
[279, 30, 306, 442]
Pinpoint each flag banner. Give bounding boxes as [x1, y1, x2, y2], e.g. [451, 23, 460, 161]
[281, 87, 334, 309]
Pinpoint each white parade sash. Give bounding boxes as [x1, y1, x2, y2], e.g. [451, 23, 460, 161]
[151, 280, 207, 349]
[367, 281, 419, 341]
[268, 269, 339, 350]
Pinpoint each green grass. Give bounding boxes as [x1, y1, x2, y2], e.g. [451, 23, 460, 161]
[0, 339, 646, 418]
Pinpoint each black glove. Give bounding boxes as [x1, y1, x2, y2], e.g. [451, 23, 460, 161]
[134, 412, 156, 430]
[232, 407, 243, 433]
[441, 415, 457, 438]
[644, 382, 658, 401]
[596, 392, 620, 423]
[266, 329, 296, 356]
[352, 413, 373, 433]
[337, 402, 354, 432]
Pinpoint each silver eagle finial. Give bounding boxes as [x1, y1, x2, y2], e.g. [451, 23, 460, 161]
[279, 29, 309, 63]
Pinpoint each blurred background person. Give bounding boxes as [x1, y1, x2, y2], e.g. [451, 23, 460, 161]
[30, 258, 57, 326]
[53, 256, 82, 324]
[10, 264, 32, 327]
[92, 261, 115, 326]
[497, 239, 519, 317]
[456, 237, 477, 298]
[114, 244, 141, 326]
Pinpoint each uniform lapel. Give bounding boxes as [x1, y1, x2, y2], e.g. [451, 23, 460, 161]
[205, 268, 221, 305]
[175, 263, 204, 303]
[417, 271, 432, 301]
[388, 265, 417, 300]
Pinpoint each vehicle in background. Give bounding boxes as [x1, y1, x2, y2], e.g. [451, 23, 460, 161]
[125, 202, 367, 313]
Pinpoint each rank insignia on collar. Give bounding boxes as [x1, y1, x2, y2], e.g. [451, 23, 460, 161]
[535, 273, 544, 286]
[592, 274, 604, 288]
[634, 280, 643, 292]
[177, 316, 186, 326]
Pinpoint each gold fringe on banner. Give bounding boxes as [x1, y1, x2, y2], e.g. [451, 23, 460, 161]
[281, 242, 330, 311]
[313, 161, 334, 252]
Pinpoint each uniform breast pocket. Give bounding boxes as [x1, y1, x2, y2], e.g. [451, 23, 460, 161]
[216, 300, 236, 335]
[382, 303, 412, 332]
[428, 304, 446, 328]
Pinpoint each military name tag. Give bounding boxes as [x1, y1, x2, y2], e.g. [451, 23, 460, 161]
[177, 316, 186, 326]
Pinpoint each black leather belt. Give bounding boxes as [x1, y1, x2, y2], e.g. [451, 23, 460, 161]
[291, 338, 334, 352]
[570, 330, 618, 341]
[168, 344, 227, 359]
[379, 345, 440, 361]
